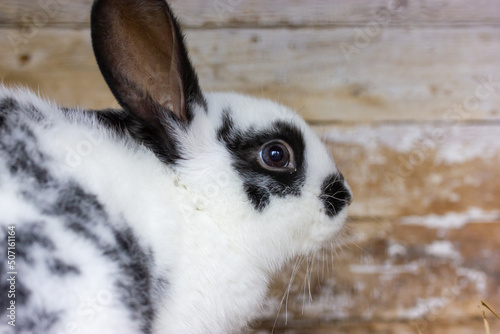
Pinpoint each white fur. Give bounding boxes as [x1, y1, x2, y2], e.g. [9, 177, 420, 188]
[0, 86, 349, 334]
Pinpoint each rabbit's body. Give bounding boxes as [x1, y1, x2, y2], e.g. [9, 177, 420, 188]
[0, 88, 163, 333]
[0, 1, 352, 333]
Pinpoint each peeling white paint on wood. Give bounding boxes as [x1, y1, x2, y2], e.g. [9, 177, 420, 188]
[349, 262, 421, 275]
[398, 297, 450, 320]
[456, 267, 488, 294]
[1, 0, 500, 332]
[401, 209, 500, 229]
[425, 241, 461, 261]
[322, 124, 500, 164]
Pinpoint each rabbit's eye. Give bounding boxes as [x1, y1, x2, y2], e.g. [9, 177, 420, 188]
[259, 140, 295, 170]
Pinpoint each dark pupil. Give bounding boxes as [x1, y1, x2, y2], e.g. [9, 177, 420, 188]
[269, 146, 284, 162]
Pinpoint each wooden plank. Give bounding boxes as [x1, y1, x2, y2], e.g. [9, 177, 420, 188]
[1, 28, 500, 122]
[0, 28, 114, 108]
[1, 32, 499, 217]
[320, 123, 500, 217]
[0, 0, 92, 27]
[250, 321, 492, 334]
[248, 218, 500, 329]
[170, 0, 500, 28]
[1, 0, 500, 28]
[1, 34, 499, 216]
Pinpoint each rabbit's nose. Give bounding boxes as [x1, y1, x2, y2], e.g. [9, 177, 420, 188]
[319, 173, 351, 217]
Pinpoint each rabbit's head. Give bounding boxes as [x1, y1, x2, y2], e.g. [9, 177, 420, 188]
[92, 0, 352, 269]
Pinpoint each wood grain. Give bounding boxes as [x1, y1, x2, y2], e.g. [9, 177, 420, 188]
[249, 218, 500, 331]
[251, 321, 492, 334]
[1, 24, 499, 217]
[1, 1, 499, 332]
[1, 0, 500, 28]
[1, 28, 500, 122]
[320, 123, 500, 217]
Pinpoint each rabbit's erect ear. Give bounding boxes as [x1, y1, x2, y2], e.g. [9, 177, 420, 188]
[91, 0, 204, 124]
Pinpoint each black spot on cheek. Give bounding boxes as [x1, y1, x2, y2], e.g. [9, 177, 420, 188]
[320, 173, 351, 218]
[244, 182, 270, 211]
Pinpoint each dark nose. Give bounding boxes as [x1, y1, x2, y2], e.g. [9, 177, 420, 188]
[319, 173, 352, 217]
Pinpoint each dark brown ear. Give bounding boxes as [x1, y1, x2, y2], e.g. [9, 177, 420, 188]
[91, 0, 205, 124]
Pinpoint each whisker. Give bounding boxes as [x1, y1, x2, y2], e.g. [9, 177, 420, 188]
[324, 246, 330, 277]
[301, 256, 313, 314]
[338, 225, 369, 254]
[272, 255, 305, 333]
[309, 256, 314, 303]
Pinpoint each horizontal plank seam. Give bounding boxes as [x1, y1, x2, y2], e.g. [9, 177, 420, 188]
[258, 316, 490, 327]
[347, 215, 500, 222]
[2, 23, 500, 30]
[308, 119, 500, 126]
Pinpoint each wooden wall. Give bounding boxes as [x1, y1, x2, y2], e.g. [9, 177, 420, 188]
[1, 1, 499, 333]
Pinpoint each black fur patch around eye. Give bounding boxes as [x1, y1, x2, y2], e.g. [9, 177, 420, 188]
[217, 111, 306, 211]
[320, 173, 351, 217]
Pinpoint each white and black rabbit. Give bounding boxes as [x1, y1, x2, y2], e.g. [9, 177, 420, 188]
[0, 0, 352, 333]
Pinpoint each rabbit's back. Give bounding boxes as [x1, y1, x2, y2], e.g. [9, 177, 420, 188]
[0, 88, 157, 334]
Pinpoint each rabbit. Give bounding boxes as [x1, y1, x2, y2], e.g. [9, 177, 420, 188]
[0, 0, 352, 333]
